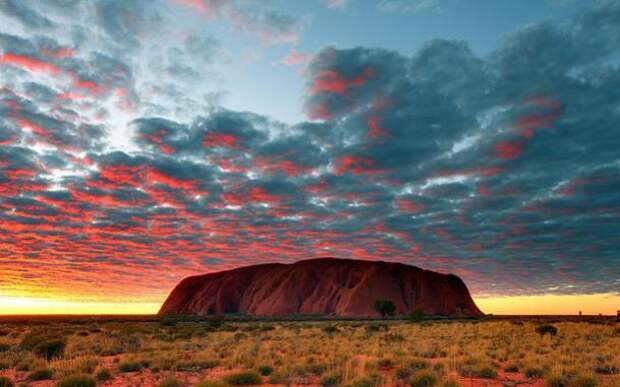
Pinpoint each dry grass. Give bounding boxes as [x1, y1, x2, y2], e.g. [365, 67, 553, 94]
[0, 318, 617, 386]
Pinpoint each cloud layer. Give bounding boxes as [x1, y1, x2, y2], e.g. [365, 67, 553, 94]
[0, 0, 619, 302]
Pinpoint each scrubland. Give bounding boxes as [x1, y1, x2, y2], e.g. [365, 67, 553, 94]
[0, 317, 618, 387]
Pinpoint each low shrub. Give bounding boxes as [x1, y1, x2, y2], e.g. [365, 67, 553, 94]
[118, 361, 144, 373]
[478, 366, 497, 379]
[546, 374, 569, 387]
[256, 365, 273, 376]
[409, 371, 438, 387]
[593, 364, 619, 374]
[382, 333, 405, 342]
[525, 367, 544, 378]
[57, 374, 97, 387]
[33, 339, 65, 360]
[321, 373, 342, 387]
[503, 363, 519, 372]
[224, 371, 263, 386]
[307, 363, 327, 375]
[395, 367, 411, 380]
[365, 324, 389, 334]
[535, 324, 558, 337]
[407, 359, 430, 370]
[28, 368, 54, 381]
[175, 359, 219, 371]
[95, 368, 112, 381]
[20, 332, 48, 350]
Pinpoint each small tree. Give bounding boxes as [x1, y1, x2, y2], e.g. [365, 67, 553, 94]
[374, 300, 396, 319]
[409, 308, 425, 322]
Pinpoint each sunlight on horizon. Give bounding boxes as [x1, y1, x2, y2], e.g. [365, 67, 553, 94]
[0, 296, 159, 315]
[1, 294, 618, 316]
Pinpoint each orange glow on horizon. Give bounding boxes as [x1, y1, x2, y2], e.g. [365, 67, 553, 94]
[0, 293, 618, 316]
[0, 296, 159, 315]
[475, 293, 620, 316]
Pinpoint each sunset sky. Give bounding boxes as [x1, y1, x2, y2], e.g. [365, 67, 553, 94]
[0, 0, 619, 315]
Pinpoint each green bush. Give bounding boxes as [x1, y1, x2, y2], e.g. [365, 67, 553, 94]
[57, 374, 96, 387]
[256, 365, 273, 376]
[159, 376, 183, 387]
[322, 325, 339, 335]
[478, 366, 497, 379]
[224, 371, 262, 386]
[0, 376, 13, 387]
[409, 371, 438, 387]
[365, 324, 389, 334]
[535, 324, 558, 337]
[546, 375, 570, 387]
[382, 333, 405, 342]
[28, 368, 54, 381]
[321, 374, 341, 387]
[95, 368, 112, 381]
[33, 339, 66, 360]
[525, 367, 544, 378]
[407, 359, 430, 370]
[307, 363, 327, 375]
[118, 361, 144, 373]
[20, 332, 48, 350]
[373, 300, 396, 318]
[395, 367, 411, 380]
[593, 363, 619, 374]
[409, 308, 426, 322]
[175, 359, 219, 371]
[503, 363, 519, 372]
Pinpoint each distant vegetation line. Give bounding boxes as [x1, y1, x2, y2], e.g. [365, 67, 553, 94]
[0, 314, 617, 324]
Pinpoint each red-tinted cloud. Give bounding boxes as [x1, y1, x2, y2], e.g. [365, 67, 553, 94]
[0, 53, 61, 75]
[311, 67, 374, 95]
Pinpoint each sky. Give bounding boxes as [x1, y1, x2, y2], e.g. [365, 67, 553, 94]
[0, 0, 619, 315]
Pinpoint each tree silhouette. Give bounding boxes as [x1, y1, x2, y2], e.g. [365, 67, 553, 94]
[373, 300, 396, 319]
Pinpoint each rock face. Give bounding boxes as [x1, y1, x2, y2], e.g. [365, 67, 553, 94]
[159, 257, 482, 317]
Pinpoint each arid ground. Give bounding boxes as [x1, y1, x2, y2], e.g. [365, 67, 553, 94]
[0, 316, 618, 387]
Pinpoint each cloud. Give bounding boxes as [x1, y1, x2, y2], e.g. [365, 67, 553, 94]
[227, 4, 302, 45]
[171, 0, 302, 45]
[0, 0, 55, 29]
[378, 0, 441, 14]
[325, 0, 353, 10]
[0, 0, 619, 302]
